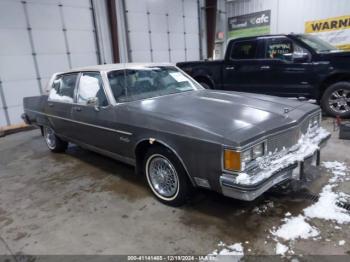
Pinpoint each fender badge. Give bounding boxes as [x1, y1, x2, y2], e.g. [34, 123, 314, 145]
[284, 108, 290, 114]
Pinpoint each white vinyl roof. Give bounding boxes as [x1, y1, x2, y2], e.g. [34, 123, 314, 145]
[66, 63, 175, 73]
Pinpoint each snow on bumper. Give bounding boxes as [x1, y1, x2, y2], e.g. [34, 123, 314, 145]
[220, 126, 331, 201]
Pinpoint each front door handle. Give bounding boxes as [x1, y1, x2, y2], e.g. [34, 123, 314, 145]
[260, 65, 270, 70]
[48, 102, 54, 107]
[225, 66, 235, 70]
[73, 106, 82, 112]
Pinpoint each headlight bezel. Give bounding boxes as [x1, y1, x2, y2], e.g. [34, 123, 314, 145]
[223, 141, 266, 172]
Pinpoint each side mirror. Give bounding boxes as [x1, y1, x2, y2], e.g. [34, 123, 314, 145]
[292, 52, 309, 63]
[87, 97, 100, 111]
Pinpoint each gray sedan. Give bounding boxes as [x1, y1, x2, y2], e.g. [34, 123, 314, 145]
[22, 63, 330, 206]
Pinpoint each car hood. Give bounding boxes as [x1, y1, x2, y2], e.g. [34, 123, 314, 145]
[318, 50, 350, 59]
[126, 90, 319, 146]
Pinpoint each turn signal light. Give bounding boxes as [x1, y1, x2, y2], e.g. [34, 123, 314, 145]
[224, 149, 241, 171]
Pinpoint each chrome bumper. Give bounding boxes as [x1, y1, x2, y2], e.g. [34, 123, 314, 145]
[21, 113, 31, 125]
[220, 132, 331, 201]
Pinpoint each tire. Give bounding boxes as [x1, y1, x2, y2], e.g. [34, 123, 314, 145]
[143, 146, 192, 206]
[43, 126, 68, 153]
[321, 81, 350, 118]
[199, 82, 211, 89]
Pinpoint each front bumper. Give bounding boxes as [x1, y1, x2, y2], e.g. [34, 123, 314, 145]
[21, 113, 31, 125]
[220, 128, 331, 201]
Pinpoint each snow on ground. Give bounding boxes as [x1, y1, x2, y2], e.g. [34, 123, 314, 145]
[271, 215, 319, 240]
[206, 242, 244, 261]
[219, 243, 244, 256]
[208, 161, 349, 257]
[304, 184, 350, 224]
[270, 160, 350, 254]
[322, 161, 349, 183]
[339, 240, 346, 246]
[275, 242, 289, 256]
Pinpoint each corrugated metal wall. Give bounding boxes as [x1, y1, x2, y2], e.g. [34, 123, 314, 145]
[0, 0, 111, 128]
[123, 0, 202, 63]
[226, 0, 350, 36]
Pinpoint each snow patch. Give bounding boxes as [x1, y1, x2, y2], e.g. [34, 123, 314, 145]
[304, 185, 350, 224]
[339, 240, 345, 246]
[206, 242, 244, 261]
[235, 172, 249, 184]
[221, 243, 244, 256]
[272, 215, 319, 240]
[276, 242, 289, 256]
[322, 161, 348, 172]
[322, 161, 348, 183]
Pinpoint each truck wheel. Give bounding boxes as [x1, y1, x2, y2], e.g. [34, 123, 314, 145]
[199, 82, 211, 89]
[43, 126, 68, 153]
[321, 82, 350, 118]
[144, 146, 192, 206]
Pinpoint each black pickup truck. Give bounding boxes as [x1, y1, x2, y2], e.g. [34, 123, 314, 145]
[177, 34, 350, 117]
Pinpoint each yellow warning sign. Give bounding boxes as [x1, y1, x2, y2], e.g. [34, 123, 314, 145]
[306, 15, 350, 33]
[305, 15, 350, 50]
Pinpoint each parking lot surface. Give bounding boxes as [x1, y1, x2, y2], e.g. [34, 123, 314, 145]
[0, 118, 349, 256]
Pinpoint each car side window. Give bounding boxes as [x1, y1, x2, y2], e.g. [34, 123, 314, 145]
[265, 38, 293, 61]
[107, 70, 126, 102]
[48, 74, 78, 103]
[77, 72, 108, 107]
[230, 40, 258, 60]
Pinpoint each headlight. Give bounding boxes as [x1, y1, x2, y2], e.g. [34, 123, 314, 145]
[252, 143, 264, 158]
[309, 113, 321, 128]
[224, 142, 265, 172]
[242, 150, 252, 163]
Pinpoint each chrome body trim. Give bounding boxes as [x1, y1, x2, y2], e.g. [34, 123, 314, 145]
[24, 109, 133, 136]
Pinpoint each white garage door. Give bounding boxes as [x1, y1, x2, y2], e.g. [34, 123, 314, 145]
[0, 0, 99, 127]
[124, 0, 201, 63]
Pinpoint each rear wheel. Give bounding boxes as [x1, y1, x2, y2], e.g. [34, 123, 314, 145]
[144, 146, 192, 206]
[321, 82, 350, 118]
[43, 126, 68, 153]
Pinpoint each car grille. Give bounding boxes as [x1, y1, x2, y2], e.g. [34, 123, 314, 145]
[266, 112, 320, 154]
[266, 127, 300, 153]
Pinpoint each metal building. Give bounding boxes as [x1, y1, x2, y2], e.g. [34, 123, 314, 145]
[225, 0, 350, 34]
[0, 0, 205, 129]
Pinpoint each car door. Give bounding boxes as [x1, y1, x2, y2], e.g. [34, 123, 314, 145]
[70, 71, 125, 154]
[258, 36, 314, 97]
[222, 39, 266, 93]
[45, 73, 79, 139]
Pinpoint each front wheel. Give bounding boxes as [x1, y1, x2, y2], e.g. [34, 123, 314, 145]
[43, 126, 68, 153]
[144, 147, 192, 206]
[321, 82, 350, 118]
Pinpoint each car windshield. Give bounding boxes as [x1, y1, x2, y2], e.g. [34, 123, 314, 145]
[296, 34, 339, 53]
[107, 66, 202, 102]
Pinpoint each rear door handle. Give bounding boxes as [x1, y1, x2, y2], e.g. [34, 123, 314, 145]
[260, 65, 270, 70]
[225, 66, 235, 70]
[48, 102, 54, 107]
